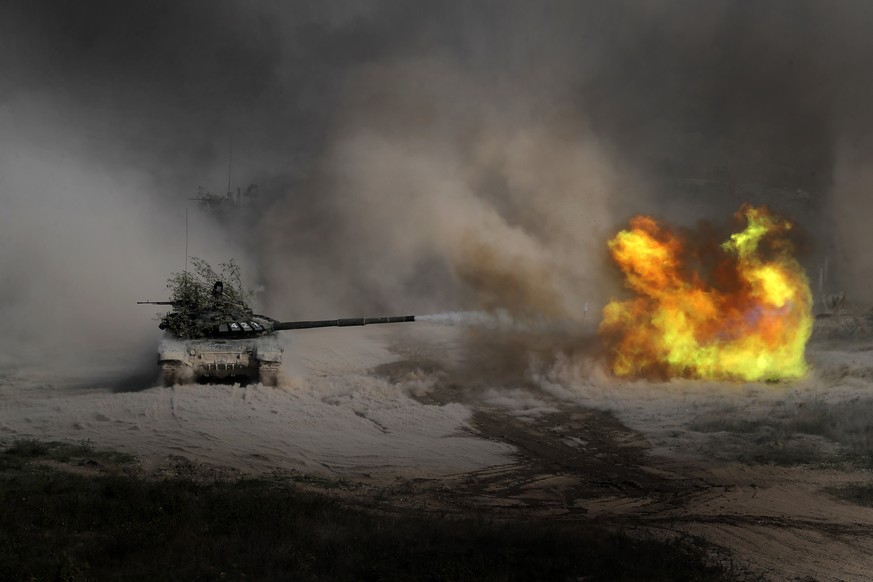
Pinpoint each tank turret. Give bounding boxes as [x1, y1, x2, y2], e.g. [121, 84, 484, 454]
[138, 300, 414, 339]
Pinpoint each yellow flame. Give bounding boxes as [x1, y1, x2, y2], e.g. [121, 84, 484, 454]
[599, 206, 812, 381]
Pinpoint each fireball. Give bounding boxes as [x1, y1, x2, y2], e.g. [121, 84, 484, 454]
[599, 205, 812, 381]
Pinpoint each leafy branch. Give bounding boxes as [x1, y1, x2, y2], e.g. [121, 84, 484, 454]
[159, 258, 255, 338]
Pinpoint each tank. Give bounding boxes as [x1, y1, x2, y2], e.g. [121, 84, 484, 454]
[140, 277, 414, 386]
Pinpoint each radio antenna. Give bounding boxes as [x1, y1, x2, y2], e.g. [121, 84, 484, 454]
[227, 137, 233, 196]
[185, 206, 189, 286]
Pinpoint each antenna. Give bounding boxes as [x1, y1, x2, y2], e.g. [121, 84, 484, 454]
[227, 137, 233, 196]
[185, 206, 189, 276]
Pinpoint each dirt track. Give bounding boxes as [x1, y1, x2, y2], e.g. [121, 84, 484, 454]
[358, 358, 873, 582]
[355, 324, 873, 581]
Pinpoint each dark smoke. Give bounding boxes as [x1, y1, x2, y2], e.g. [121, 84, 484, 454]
[2, 1, 873, 372]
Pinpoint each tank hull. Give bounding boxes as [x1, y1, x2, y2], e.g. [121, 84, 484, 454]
[157, 336, 283, 386]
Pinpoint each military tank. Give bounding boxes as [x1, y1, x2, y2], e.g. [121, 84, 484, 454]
[140, 260, 414, 386]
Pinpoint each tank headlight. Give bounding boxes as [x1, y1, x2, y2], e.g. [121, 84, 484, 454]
[188, 348, 196, 356]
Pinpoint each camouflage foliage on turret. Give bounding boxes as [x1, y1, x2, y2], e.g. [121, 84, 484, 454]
[159, 258, 256, 339]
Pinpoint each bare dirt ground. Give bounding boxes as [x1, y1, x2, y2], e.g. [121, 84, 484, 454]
[3, 322, 873, 581]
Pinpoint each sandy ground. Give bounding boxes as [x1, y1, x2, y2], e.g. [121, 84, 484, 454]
[0, 327, 514, 478]
[3, 321, 873, 580]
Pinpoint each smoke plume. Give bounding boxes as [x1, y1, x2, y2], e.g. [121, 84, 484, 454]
[3, 1, 873, 376]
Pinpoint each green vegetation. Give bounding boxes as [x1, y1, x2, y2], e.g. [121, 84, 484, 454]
[826, 484, 873, 508]
[0, 439, 732, 581]
[159, 257, 256, 338]
[690, 398, 873, 467]
[2, 438, 136, 467]
[166, 257, 253, 309]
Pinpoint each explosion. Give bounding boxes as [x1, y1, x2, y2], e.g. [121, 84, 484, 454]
[599, 205, 813, 382]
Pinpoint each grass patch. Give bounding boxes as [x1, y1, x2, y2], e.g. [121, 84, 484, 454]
[0, 439, 734, 581]
[826, 484, 873, 508]
[691, 399, 873, 467]
[690, 401, 836, 438]
[285, 471, 360, 491]
[2, 438, 136, 469]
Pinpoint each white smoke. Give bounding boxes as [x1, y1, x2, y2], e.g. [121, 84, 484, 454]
[418, 310, 521, 329]
[417, 310, 589, 335]
[0, 96, 247, 374]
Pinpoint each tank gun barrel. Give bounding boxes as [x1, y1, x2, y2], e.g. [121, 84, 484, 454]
[271, 315, 415, 331]
[137, 301, 179, 306]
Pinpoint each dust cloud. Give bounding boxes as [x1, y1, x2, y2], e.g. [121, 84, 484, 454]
[0, 100, 243, 375]
[2, 1, 873, 379]
[259, 55, 627, 320]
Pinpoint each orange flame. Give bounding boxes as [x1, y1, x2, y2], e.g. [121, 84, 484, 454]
[599, 205, 812, 381]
